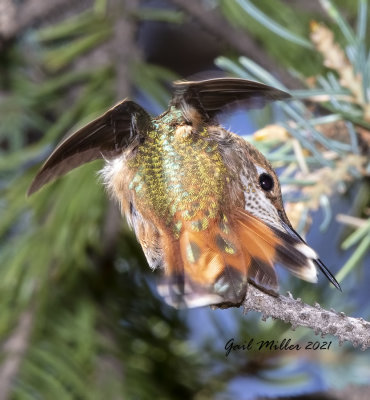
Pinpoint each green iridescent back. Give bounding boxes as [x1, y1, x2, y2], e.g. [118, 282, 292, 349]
[128, 108, 228, 237]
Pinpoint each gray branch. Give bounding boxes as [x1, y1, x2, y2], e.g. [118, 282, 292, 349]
[0, 0, 92, 41]
[0, 308, 34, 400]
[243, 284, 370, 350]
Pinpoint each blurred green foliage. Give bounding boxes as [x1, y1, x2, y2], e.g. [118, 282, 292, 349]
[0, 2, 208, 399]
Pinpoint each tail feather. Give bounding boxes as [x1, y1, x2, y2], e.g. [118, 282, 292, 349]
[272, 220, 341, 290]
[157, 208, 334, 308]
[159, 215, 248, 308]
[235, 210, 318, 284]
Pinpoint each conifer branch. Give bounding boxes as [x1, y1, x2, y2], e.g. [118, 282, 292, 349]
[168, 0, 301, 88]
[243, 284, 370, 350]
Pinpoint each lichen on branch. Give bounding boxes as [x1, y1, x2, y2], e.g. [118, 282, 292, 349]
[243, 284, 370, 350]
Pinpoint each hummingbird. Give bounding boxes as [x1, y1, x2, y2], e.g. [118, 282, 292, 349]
[28, 77, 340, 308]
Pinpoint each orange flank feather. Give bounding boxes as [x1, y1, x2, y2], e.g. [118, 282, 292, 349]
[234, 209, 279, 292]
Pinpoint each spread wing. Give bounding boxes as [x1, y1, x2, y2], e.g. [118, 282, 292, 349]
[171, 77, 291, 118]
[28, 100, 151, 195]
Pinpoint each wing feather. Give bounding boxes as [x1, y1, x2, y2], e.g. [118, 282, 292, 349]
[171, 78, 290, 118]
[28, 100, 151, 195]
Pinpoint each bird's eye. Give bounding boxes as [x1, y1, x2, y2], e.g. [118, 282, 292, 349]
[259, 173, 274, 191]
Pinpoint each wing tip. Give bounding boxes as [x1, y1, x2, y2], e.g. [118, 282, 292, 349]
[27, 186, 35, 197]
[27, 169, 51, 197]
[27, 179, 41, 197]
